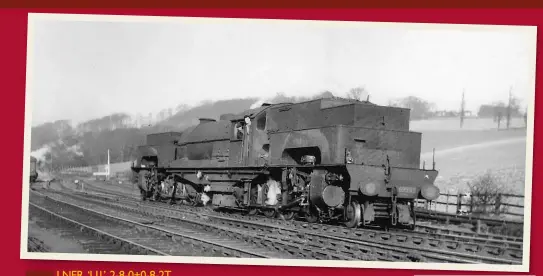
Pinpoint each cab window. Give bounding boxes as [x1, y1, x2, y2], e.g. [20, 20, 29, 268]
[256, 113, 267, 130]
[234, 122, 244, 139]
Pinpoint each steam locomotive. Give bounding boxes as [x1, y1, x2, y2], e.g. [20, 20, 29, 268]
[131, 97, 440, 229]
[30, 156, 38, 183]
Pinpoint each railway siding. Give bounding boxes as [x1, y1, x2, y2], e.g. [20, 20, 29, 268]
[46, 180, 522, 264]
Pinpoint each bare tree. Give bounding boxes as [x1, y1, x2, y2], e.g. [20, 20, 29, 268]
[347, 86, 367, 101]
[506, 88, 523, 129]
[467, 171, 511, 216]
[395, 96, 435, 120]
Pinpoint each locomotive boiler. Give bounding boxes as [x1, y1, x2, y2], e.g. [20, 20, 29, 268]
[131, 97, 440, 229]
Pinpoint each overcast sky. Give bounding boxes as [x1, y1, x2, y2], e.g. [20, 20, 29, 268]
[28, 15, 537, 126]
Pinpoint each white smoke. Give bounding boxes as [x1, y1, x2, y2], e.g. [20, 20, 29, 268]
[250, 99, 265, 109]
[265, 179, 282, 205]
[248, 90, 338, 110]
[67, 144, 84, 156]
[201, 193, 211, 205]
[31, 145, 52, 163]
[30, 145, 55, 181]
[31, 138, 84, 164]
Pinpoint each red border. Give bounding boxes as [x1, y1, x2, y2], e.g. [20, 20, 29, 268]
[2, 8, 540, 276]
[2, 2, 543, 8]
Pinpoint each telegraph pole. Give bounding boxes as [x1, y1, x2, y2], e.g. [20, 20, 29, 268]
[121, 145, 125, 163]
[107, 149, 111, 181]
[460, 89, 466, 128]
[50, 152, 53, 173]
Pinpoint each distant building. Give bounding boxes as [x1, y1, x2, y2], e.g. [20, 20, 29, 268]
[478, 105, 521, 118]
[434, 110, 459, 117]
[478, 105, 504, 118]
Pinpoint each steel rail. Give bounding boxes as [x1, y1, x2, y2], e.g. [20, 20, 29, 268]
[76, 179, 524, 248]
[32, 189, 376, 261]
[29, 190, 273, 258]
[77, 177, 523, 242]
[48, 183, 521, 264]
[28, 202, 168, 256]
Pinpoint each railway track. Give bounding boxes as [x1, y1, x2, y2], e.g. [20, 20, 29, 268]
[27, 236, 50, 252]
[29, 198, 168, 256]
[74, 177, 523, 244]
[45, 180, 523, 264]
[74, 178, 523, 244]
[31, 188, 379, 260]
[29, 190, 283, 258]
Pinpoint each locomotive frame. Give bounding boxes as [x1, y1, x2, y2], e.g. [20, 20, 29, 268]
[131, 97, 440, 230]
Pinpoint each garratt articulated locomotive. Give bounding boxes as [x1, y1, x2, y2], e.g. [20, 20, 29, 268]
[131, 97, 440, 229]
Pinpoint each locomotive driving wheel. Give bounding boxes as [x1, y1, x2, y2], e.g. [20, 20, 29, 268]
[152, 188, 161, 201]
[344, 200, 362, 228]
[279, 210, 295, 220]
[246, 208, 258, 216]
[263, 209, 277, 218]
[305, 206, 319, 223]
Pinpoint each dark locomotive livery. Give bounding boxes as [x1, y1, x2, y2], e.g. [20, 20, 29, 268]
[30, 156, 39, 183]
[131, 97, 440, 229]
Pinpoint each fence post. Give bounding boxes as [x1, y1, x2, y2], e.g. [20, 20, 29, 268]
[446, 191, 450, 213]
[476, 219, 482, 234]
[469, 195, 474, 214]
[495, 193, 502, 215]
[456, 193, 463, 214]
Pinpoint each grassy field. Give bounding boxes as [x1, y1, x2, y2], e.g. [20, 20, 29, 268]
[414, 117, 529, 221]
[415, 117, 528, 193]
[413, 117, 527, 154]
[411, 116, 526, 132]
[419, 128, 526, 154]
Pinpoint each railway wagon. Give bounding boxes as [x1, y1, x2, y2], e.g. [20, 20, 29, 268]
[30, 156, 38, 183]
[131, 97, 440, 229]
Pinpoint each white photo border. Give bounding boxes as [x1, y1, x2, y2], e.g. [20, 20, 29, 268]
[20, 12, 537, 273]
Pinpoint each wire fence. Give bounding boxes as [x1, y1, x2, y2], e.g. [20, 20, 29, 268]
[414, 191, 524, 222]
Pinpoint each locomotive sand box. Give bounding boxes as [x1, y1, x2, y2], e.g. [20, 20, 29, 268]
[131, 97, 441, 230]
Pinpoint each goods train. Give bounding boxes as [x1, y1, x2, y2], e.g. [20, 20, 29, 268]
[130, 97, 440, 229]
[30, 156, 38, 183]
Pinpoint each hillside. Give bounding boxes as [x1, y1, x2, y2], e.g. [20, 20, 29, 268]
[30, 97, 274, 169]
[158, 98, 258, 129]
